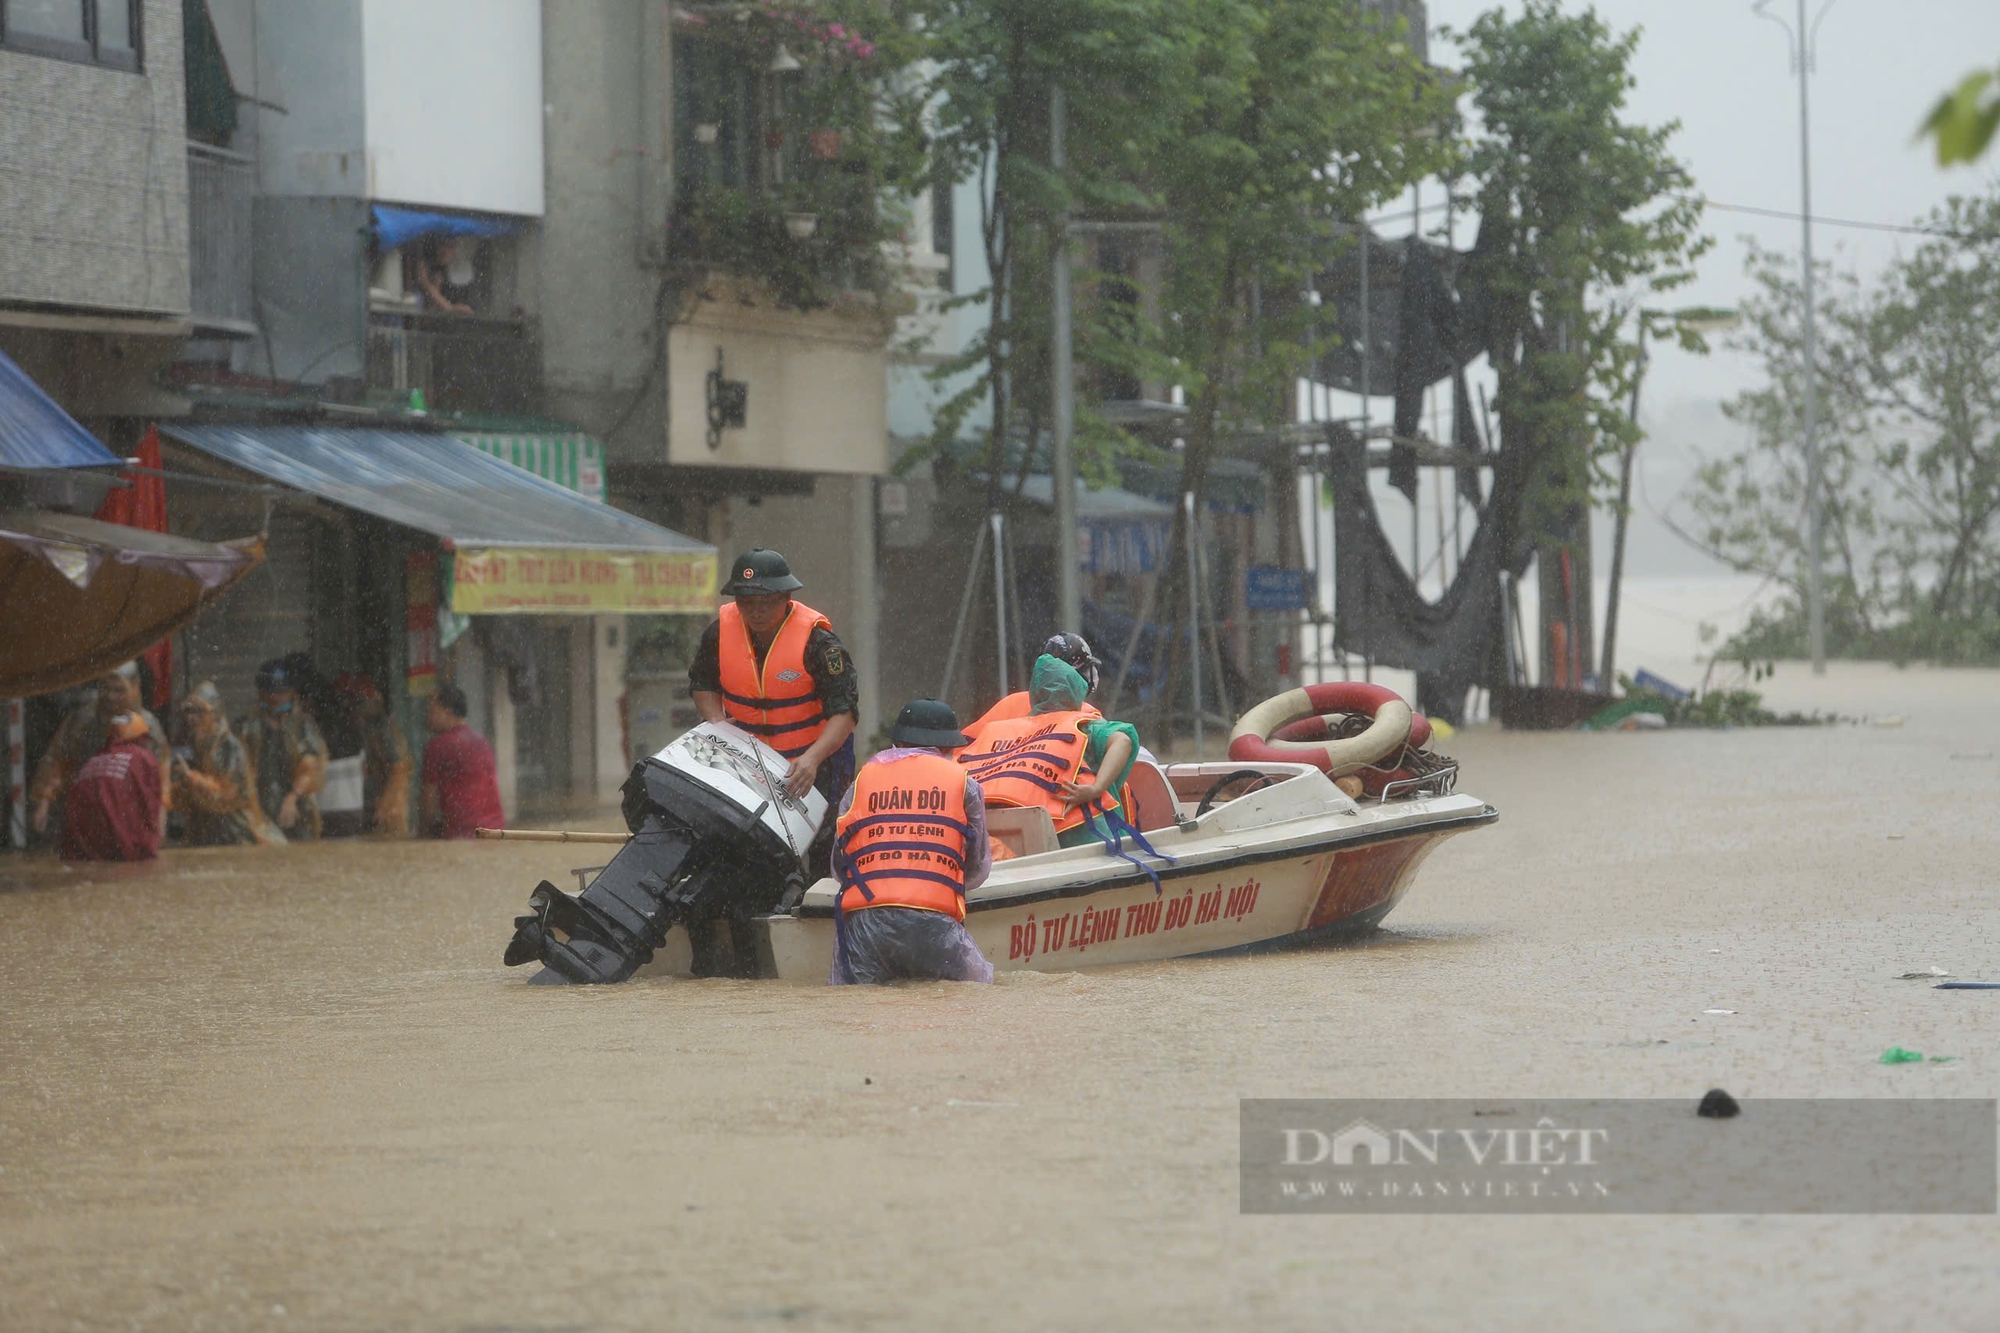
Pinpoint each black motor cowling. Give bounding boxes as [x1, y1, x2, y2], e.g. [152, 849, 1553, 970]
[503, 754, 811, 984]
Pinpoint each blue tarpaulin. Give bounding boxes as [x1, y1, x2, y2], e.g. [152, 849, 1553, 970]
[0, 348, 121, 470]
[371, 204, 521, 251]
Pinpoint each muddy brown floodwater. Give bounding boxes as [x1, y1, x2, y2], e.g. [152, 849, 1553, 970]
[3, 662, 1998, 1331]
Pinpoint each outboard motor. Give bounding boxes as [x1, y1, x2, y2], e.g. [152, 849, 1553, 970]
[503, 722, 827, 984]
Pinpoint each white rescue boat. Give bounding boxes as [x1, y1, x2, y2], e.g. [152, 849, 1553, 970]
[523, 685, 1495, 985]
[757, 756, 1495, 982]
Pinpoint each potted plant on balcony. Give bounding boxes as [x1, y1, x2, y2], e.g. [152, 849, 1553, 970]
[666, 1, 924, 313]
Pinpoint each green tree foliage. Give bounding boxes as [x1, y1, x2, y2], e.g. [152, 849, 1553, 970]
[1143, 0, 1451, 729]
[1687, 196, 2000, 665]
[1921, 65, 2000, 167]
[898, 0, 1451, 736]
[914, 0, 1188, 491]
[1155, 0, 1447, 506]
[1684, 242, 1883, 639]
[1450, 2, 1708, 547]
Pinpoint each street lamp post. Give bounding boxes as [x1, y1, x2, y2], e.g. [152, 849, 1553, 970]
[1754, 0, 1833, 675]
[1050, 85, 1081, 637]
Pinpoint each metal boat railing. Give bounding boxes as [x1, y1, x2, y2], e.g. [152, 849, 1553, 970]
[1380, 764, 1458, 802]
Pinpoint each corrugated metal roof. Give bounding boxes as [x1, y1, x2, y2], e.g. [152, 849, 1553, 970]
[161, 424, 711, 555]
[0, 348, 122, 471]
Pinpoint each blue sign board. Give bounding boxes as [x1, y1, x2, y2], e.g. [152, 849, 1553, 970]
[1245, 565, 1311, 611]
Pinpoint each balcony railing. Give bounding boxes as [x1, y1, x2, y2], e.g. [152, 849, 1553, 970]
[187, 142, 255, 334]
[365, 309, 543, 416]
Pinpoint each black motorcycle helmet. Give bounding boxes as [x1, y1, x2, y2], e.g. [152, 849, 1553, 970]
[1042, 632, 1103, 695]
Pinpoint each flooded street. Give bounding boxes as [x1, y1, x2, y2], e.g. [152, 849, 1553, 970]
[3, 664, 1998, 1331]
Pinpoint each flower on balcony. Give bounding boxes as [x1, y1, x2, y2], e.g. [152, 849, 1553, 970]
[669, 1, 925, 313]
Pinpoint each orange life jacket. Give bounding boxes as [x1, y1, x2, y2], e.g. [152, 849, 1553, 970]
[955, 709, 1109, 835]
[716, 599, 832, 759]
[959, 691, 1100, 750]
[835, 752, 971, 919]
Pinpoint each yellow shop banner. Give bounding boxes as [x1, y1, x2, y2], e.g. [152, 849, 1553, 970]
[449, 547, 717, 614]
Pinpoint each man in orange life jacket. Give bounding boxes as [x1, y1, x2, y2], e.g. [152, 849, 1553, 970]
[958, 631, 1104, 748]
[689, 548, 859, 879]
[830, 698, 993, 985]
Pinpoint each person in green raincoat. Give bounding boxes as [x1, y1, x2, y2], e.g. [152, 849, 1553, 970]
[962, 653, 1143, 850]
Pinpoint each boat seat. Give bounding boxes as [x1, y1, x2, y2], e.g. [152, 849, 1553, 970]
[985, 805, 1058, 858]
[1124, 759, 1181, 832]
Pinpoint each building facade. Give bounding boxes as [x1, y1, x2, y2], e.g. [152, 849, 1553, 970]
[535, 0, 899, 748]
[0, 0, 191, 444]
[2, 1, 728, 837]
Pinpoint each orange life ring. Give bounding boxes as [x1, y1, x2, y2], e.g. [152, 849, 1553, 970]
[1228, 682, 1415, 778]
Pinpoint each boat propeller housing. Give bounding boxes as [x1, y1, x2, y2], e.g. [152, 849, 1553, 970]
[502, 724, 827, 984]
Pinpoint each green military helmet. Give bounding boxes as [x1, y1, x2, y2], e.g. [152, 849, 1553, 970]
[890, 698, 972, 749]
[722, 547, 805, 596]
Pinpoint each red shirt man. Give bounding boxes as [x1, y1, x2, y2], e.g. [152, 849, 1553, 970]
[60, 713, 163, 862]
[420, 685, 505, 839]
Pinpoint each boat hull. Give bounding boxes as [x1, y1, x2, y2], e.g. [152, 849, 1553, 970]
[760, 820, 1467, 983]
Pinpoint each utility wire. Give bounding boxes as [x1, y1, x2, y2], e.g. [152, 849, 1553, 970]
[1691, 195, 2000, 243]
[1363, 191, 2000, 243]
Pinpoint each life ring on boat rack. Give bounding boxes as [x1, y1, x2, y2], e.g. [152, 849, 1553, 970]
[1228, 682, 1418, 779]
[1272, 708, 1432, 752]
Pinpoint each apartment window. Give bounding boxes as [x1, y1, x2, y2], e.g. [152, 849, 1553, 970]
[673, 37, 762, 196]
[1, 0, 141, 71]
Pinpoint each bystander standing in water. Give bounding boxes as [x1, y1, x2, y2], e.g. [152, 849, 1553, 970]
[420, 684, 505, 839]
[236, 658, 328, 840]
[334, 673, 412, 836]
[28, 663, 171, 846]
[171, 682, 285, 847]
[60, 712, 163, 863]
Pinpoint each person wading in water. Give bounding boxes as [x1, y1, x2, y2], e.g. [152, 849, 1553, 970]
[830, 698, 993, 984]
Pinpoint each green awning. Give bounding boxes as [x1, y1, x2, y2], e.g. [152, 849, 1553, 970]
[453, 431, 605, 503]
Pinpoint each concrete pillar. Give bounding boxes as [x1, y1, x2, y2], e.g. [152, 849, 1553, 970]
[593, 614, 629, 801]
[569, 620, 595, 801]
[490, 659, 519, 822]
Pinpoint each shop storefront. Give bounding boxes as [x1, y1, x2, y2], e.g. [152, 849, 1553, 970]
[1, 352, 267, 852]
[159, 424, 716, 823]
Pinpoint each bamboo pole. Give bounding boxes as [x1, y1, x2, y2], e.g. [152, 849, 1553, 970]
[473, 828, 632, 844]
